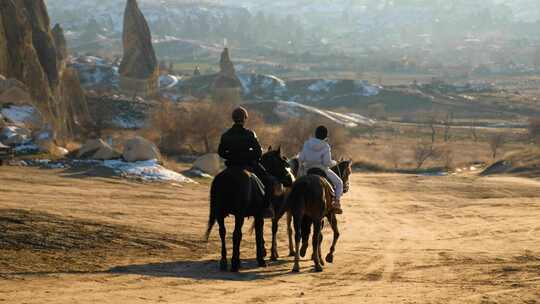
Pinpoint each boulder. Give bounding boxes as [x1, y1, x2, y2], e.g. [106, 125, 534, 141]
[0, 86, 33, 105]
[192, 153, 222, 175]
[122, 136, 161, 162]
[0, 126, 31, 146]
[37, 140, 68, 157]
[78, 138, 120, 160]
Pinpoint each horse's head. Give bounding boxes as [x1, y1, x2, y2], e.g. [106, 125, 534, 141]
[261, 146, 295, 188]
[334, 159, 353, 193]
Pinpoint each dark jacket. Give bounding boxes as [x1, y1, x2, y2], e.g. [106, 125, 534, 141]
[218, 124, 262, 166]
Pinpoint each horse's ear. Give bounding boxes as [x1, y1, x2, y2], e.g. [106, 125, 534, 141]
[277, 146, 281, 155]
[268, 145, 272, 151]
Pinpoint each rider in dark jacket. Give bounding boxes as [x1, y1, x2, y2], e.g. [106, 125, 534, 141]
[218, 108, 262, 167]
[218, 107, 273, 215]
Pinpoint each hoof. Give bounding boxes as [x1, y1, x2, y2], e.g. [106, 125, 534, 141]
[219, 260, 228, 271]
[262, 247, 268, 258]
[314, 265, 323, 272]
[319, 259, 325, 266]
[325, 254, 334, 263]
[292, 265, 300, 273]
[258, 259, 267, 268]
[270, 255, 278, 262]
[231, 260, 241, 272]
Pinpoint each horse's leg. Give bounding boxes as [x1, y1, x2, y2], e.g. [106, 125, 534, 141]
[255, 215, 267, 267]
[300, 217, 311, 258]
[231, 216, 244, 272]
[270, 217, 279, 261]
[325, 213, 340, 264]
[292, 213, 302, 273]
[287, 212, 295, 257]
[312, 220, 323, 272]
[217, 217, 227, 271]
[318, 220, 325, 266]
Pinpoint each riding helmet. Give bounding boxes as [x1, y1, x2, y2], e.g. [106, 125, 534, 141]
[315, 125, 328, 140]
[232, 107, 249, 123]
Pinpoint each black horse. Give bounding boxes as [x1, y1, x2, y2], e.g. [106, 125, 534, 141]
[269, 159, 352, 271]
[205, 147, 294, 272]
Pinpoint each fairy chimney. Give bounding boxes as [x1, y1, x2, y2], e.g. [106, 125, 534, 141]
[212, 48, 242, 103]
[119, 0, 158, 97]
[52, 24, 68, 69]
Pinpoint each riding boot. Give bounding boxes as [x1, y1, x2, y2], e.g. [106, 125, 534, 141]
[332, 199, 343, 215]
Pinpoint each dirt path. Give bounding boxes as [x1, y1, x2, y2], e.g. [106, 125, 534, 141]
[1, 168, 539, 303]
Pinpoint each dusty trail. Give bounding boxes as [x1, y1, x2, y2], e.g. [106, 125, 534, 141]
[0, 168, 539, 303]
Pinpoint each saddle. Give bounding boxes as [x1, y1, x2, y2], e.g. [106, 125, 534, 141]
[306, 168, 336, 198]
[225, 165, 266, 198]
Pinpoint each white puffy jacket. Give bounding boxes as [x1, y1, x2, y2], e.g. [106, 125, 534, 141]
[298, 137, 337, 174]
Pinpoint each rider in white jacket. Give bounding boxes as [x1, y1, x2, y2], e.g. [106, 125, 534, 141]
[298, 126, 344, 214]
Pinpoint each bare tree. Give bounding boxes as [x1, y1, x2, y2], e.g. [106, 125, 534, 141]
[413, 142, 438, 169]
[386, 145, 401, 169]
[442, 112, 453, 142]
[470, 119, 479, 142]
[528, 118, 540, 144]
[488, 133, 506, 159]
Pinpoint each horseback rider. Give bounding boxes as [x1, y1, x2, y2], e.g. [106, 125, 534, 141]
[298, 125, 344, 214]
[218, 107, 274, 216]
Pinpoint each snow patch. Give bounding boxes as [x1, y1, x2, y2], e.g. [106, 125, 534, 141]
[273, 101, 375, 128]
[103, 159, 195, 183]
[1, 106, 37, 125]
[112, 116, 145, 129]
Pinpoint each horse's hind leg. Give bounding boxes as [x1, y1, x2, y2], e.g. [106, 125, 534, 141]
[255, 215, 267, 267]
[318, 221, 325, 266]
[287, 212, 295, 257]
[312, 220, 323, 272]
[325, 214, 340, 264]
[300, 217, 311, 258]
[218, 217, 227, 271]
[270, 217, 279, 261]
[292, 213, 302, 273]
[231, 216, 244, 272]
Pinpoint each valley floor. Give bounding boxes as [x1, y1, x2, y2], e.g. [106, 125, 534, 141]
[0, 167, 539, 303]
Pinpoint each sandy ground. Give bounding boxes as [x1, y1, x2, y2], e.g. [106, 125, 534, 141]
[1, 166, 539, 304]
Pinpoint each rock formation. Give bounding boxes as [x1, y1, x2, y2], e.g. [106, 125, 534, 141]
[0, 0, 51, 109]
[22, 0, 60, 89]
[52, 24, 68, 68]
[119, 0, 159, 97]
[212, 48, 242, 103]
[0, 0, 92, 139]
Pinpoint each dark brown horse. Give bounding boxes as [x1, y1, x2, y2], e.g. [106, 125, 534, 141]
[270, 159, 352, 269]
[205, 148, 294, 272]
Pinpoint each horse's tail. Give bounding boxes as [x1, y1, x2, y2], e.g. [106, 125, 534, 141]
[204, 179, 218, 242]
